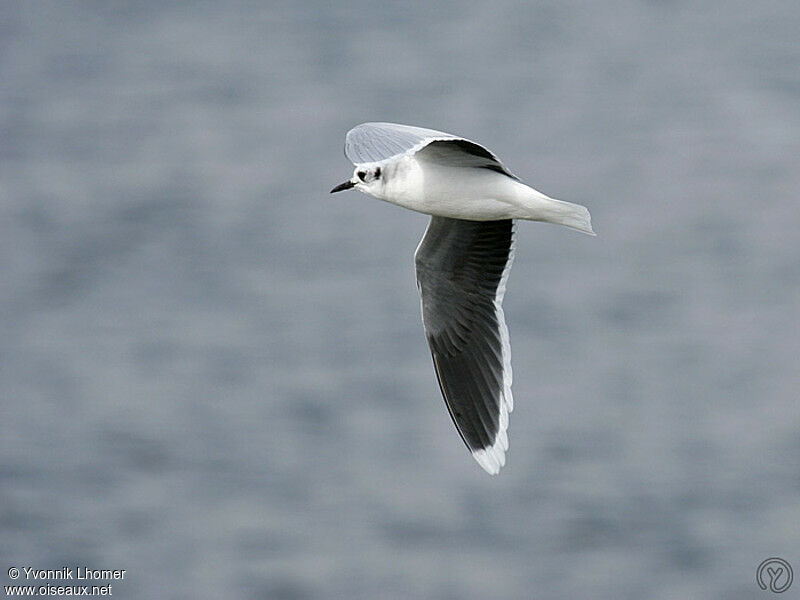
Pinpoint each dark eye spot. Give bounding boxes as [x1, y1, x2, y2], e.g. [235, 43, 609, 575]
[357, 171, 367, 182]
[374, 167, 381, 178]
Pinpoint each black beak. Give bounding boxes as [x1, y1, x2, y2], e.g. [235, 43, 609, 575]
[330, 179, 355, 194]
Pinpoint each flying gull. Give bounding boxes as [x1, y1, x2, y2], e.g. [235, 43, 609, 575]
[331, 122, 594, 474]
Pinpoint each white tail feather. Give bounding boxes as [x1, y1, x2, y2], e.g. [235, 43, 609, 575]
[543, 198, 595, 235]
[521, 190, 595, 235]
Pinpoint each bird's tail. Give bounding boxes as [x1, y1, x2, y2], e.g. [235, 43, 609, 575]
[520, 188, 595, 236]
[540, 197, 595, 235]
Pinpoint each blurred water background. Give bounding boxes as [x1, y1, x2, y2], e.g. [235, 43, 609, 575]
[1, 1, 799, 598]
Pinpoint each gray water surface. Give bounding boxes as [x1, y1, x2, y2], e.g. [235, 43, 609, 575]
[1, 2, 799, 598]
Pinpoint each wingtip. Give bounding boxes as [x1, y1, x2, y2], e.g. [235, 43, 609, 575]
[471, 396, 511, 475]
[472, 439, 508, 475]
[472, 450, 503, 475]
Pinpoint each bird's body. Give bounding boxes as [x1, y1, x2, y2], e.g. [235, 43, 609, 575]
[379, 155, 527, 219]
[354, 134, 594, 232]
[332, 122, 594, 474]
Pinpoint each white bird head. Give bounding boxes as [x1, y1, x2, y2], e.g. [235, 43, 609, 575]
[330, 165, 383, 196]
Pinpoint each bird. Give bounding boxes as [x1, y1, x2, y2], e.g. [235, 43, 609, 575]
[331, 122, 594, 474]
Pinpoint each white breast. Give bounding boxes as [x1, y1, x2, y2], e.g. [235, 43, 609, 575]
[377, 157, 528, 221]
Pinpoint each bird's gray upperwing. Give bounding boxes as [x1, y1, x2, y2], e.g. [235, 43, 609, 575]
[414, 217, 515, 474]
[345, 122, 458, 164]
[344, 123, 516, 180]
[415, 139, 518, 179]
